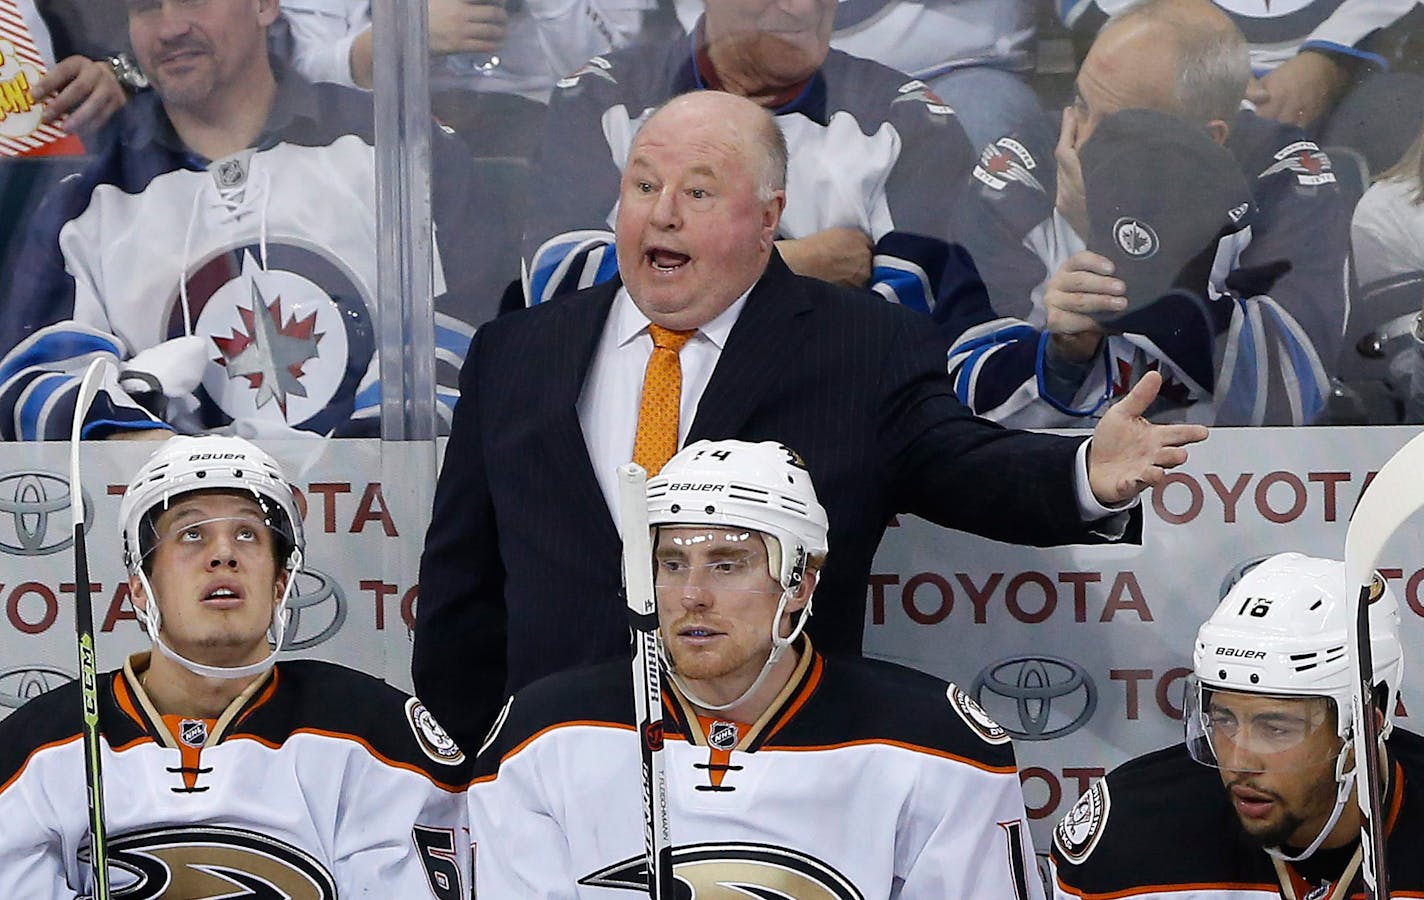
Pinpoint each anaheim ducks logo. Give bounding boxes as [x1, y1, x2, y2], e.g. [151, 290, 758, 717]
[98, 825, 336, 899]
[580, 842, 863, 898]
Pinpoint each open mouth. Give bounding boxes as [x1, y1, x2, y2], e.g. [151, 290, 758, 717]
[647, 248, 691, 272]
[202, 586, 243, 608]
[1230, 785, 1276, 819]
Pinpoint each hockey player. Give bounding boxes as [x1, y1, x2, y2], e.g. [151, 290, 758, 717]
[1051, 552, 1424, 900]
[469, 438, 1043, 898]
[0, 435, 472, 897]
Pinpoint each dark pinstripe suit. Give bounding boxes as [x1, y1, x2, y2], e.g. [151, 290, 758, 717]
[416, 254, 1097, 752]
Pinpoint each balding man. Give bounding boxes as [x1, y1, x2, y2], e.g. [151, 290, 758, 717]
[415, 90, 1207, 753]
[518, 0, 976, 314]
[947, 0, 1352, 427]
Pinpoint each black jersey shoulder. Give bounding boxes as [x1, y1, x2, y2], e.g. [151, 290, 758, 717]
[1053, 743, 1277, 895]
[766, 654, 1018, 769]
[0, 669, 151, 788]
[472, 659, 633, 777]
[230, 660, 472, 787]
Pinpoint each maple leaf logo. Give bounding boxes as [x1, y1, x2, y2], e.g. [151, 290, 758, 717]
[212, 280, 324, 417]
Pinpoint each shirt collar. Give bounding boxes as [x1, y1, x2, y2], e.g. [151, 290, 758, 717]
[612, 282, 754, 351]
[121, 59, 321, 161]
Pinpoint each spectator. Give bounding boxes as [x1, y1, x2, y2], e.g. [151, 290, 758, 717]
[414, 89, 1208, 753]
[1345, 123, 1424, 421]
[948, 0, 1350, 427]
[519, 0, 977, 312]
[0, 436, 471, 895]
[1050, 553, 1420, 900]
[1060, 0, 1424, 172]
[281, 0, 667, 158]
[469, 439, 1043, 898]
[0, 0, 516, 441]
[669, 0, 1050, 152]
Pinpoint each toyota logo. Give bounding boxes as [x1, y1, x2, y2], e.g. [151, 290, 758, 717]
[281, 567, 347, 650]
[0, 471, 93, 556]
[0, 664, 75, 718]
[971, 655, 1097, 741]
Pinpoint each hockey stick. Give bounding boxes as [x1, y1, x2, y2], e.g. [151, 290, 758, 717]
[1342, 431, 1424, 900]
[617, 462, 675, 899]
[70, 358, 114, 900]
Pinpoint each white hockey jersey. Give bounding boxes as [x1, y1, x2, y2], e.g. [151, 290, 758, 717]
[0, 653, 472, 899]
[469, 639, 1043, 899]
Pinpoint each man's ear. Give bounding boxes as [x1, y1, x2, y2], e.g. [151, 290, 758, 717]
[761, 191, 786, 251]
[787, 567, 818, 614]
[128, 573, 149, 614]
[256, 0, 282, 29]
[1204, 118, 1230, 146]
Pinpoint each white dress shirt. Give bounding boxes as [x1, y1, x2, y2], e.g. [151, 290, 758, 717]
[578, 286, 1128, 532]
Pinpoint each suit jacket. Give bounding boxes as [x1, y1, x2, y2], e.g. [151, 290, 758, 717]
[417, 254, 1098, 752]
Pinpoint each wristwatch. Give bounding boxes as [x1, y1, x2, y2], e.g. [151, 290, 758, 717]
[105, 52, 149, 95]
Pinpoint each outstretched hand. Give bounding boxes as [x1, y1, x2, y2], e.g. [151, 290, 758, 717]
[1087, 370, 1208, 504]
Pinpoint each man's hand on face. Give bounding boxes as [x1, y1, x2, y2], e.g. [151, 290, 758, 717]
[1248, 51, 1349, 128]
[1086, 370, 1209, 505]
[775, 227, 874, 288]
[428, 0, 509, 57]
[32, 55, 127, 137]
[1055, 107, 1091, 240]
[1044, 250, 1125, 363]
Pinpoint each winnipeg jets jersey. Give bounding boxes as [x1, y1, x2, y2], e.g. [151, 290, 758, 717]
[0, 67, 514, 441]
[0, 654, 473, 899]
[1050, 733, 1424, 900]
[947, 111, 1349, 427]
[521, 34, 975, 314]
[470, 640, 1043, 899]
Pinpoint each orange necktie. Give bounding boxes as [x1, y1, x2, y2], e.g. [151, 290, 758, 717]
[633, 324, 696, 476]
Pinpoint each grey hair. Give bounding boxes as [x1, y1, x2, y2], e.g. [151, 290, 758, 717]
[634, 92, 789, 202]
[1104, 0, 1250, 125]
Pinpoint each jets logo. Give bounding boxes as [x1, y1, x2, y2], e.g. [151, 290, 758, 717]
[1112, 217, 1158, 258]
[167, 242, 374, 436]
[973, 138, 1045, 194]
[580, 842, 864, 898]
[1260, 141, 1336, 187]
[96, 825, 336, 899]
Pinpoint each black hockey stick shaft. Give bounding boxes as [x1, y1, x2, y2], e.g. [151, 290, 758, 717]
[1341, 432, 1424, 899]
[71, 358, 113, 900]
[618, 463, 675, 899]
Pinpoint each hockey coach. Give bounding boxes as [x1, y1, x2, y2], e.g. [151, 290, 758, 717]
[416, 89, 1209, 753]
[1051, 552, 1424, 899]
[470, 438, 1044, 897]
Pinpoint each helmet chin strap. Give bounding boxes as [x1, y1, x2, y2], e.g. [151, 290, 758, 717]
[1265, 744, 1362, 862]
[135, 566, 297, 682]
[663, 585, 805, 714]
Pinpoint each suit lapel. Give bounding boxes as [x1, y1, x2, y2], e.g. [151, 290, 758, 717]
[689, 255, 813, 440]
[549, 281, 622, 540]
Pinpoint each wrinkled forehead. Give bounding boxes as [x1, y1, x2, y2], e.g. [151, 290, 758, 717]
[153, 489, 266, 530]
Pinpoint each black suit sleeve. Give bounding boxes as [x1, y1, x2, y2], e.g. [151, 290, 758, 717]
[415, 326, 508, 753]
[880, 307, 1096, 547]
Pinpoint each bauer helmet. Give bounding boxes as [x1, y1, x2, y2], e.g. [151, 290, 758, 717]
[646, 440, 829, 710]
[119, 435, 304, 679]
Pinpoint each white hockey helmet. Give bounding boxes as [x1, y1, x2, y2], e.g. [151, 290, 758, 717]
[647, 440, 829, 712]
[646, 439, 829, 591]
[119, 436, 304, 680]
[1191, 552, 1403, 743]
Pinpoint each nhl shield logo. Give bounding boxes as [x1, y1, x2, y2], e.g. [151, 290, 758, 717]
[1113, 217, 1158, 258]
[708, 721, 739, 751]
[178, 718, 208, 747]
[211, 151, 252, 190]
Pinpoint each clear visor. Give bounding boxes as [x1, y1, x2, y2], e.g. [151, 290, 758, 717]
[140, 514, 292, 569]
[653, 529, 781, 596]
[1183, 675, 1342, 772]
